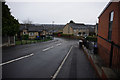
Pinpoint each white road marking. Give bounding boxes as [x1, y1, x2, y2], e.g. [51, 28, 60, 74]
[42, 46, 54, 52]
[0, 53, 34, 66]
[42, 43, 62, 52]
[51, 46, 73, 80]
[55, 41, 58, 43]
[56, 43, 61, 46]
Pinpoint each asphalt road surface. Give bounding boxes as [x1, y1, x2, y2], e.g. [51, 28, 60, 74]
[1, 37, 97, 80]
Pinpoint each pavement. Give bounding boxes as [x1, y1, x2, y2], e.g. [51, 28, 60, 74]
[1, 37, 97, 80]
[56, 44, 97, 79]
[82, 45, 119, 80]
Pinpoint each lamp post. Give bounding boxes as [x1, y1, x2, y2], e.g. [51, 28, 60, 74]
[52, 21, 54, 39]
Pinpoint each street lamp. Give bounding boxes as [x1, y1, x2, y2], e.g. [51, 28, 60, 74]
[44, 25, 46, 40]
[52, 21, 54, 39]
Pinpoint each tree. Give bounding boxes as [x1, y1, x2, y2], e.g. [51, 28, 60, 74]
[22, 19, 33, 31]
[2, 2, 19, 45]
[2, 2, 19, 36]
[22, 34, 29, 40]
[22, 19, 32, 26]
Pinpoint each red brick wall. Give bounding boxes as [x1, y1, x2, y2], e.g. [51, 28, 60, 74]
[111, 2, 120, 71]
[111, 2, 119, 45]
[118, 2, 120, 46]
[97, 37, 111, 66]
[98, 2, 119, 43]
[98, 2, 120, 66]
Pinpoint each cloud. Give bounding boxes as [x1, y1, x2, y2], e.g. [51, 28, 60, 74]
[6, 2, 109, 24]
[5, 0, 110, 2]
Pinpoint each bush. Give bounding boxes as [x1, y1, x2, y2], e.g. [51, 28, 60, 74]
[86, 36, 97, 42]
[61, 34, 73, 37]
[22, 35, 29, 40]
[46, 36, 51, 39]
[54, 32, 58, 36]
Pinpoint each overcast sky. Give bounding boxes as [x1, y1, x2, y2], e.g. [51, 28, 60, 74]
[6, 0, 110, 25]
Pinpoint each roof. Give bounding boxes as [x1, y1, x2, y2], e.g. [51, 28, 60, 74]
[19, 25, 26, 31]
[67, 23, 95, 30]
[27, 26, 43, 32]
[20, 24, 43, 32]
[20, 24, 65, 32]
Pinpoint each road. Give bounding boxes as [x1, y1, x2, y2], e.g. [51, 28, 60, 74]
[1, 37, 97, 79]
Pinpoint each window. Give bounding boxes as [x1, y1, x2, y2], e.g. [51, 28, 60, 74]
[108, 11, 114, 41]
[23, 32, 26, 35]
[83, 32, 85, 34]
[78, 32, 81, 35]
[29, 32, 34, 36]
[74, 30, 76, 32]
[110, 11, 114, 21]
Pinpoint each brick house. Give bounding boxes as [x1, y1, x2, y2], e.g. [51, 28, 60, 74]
[97, 1, 120, 72]
[63, 20, 95, 37]
[19, 24, 47, 39]
[19, 24, 65, 39]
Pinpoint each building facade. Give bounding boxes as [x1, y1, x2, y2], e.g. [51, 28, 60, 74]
[95, 23, 98, 35]
[19, 24, 65, 39]
[98, 1, 120, 72]
[63, 21, 95, 37]
[19, 24, 45, 39]
[63, 23, 74, 35]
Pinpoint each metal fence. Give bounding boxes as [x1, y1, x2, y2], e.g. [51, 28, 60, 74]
[15, 36, 53, 45]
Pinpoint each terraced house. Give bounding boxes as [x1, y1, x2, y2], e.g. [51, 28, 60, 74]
[63, 20, 95, 37]
[19, 24, 65, 39]
[19, 24, 47, 39]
